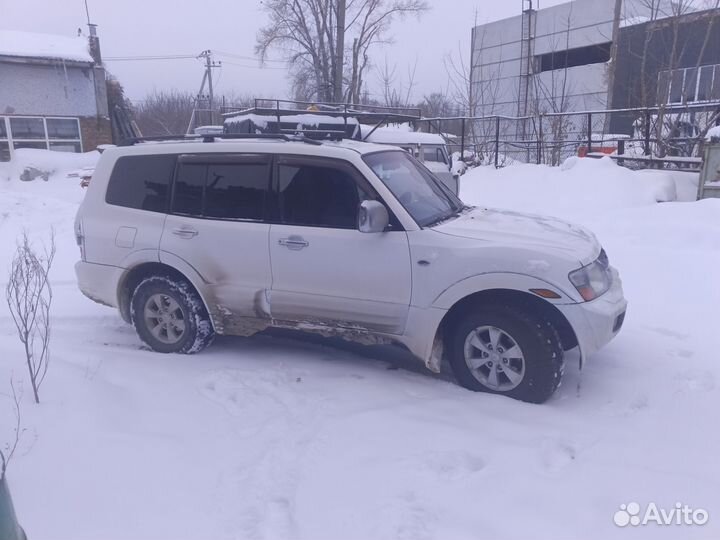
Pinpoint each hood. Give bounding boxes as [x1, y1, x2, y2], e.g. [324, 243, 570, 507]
[434, 207, 600, 266]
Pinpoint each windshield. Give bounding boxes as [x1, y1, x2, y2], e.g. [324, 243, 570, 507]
[363, 151, 464, 227]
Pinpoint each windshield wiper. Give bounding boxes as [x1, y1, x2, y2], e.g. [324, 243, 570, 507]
[424, 209, 462, 228]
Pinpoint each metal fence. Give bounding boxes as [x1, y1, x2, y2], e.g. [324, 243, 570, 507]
[418, 102, 720, 168]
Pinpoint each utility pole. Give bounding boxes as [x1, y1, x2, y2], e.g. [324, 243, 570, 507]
[197, 50, 221, 125]
[334, 0, 346, 103]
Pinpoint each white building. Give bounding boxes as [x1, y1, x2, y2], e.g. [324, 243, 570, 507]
[0, 28, 111, 162]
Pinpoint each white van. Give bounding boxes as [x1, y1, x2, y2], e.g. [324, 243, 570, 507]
[363, 127, 458, 194]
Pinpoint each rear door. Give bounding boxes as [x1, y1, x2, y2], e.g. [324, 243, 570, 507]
[160, 154, 273, 323]
[268, 155, 412, 335]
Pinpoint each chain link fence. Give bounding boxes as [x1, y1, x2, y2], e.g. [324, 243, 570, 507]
[419, 102, 720, 169]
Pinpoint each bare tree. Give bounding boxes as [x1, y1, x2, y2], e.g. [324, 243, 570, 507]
[420, 92, 455, 119]
[132, 90, 196, 137]
[445, 21, 506, 164]
[530, 8, 577, 165]
[378, 58, 417, 109]
[5, 232, 55, 404]
[0, 379, 23, 478]
[256, 0, 428, 103]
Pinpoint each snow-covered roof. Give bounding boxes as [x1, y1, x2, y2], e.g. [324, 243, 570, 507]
[0, 30, 93, 63]
[706, 125, 720, 141]
[363, 125, 446, 145]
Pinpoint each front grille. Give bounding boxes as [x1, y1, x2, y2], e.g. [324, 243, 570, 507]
[613, 311, 626, 333]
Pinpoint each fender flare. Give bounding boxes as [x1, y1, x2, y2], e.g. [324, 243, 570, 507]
[432, 271, 579, 309]
[116, 251, 219, 332]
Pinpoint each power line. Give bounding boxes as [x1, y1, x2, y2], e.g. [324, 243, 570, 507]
[220, 60, 288, 70]
[104, 54, 198, 61]
[104, 54, 288, 70]
[214, 50, 288, 64]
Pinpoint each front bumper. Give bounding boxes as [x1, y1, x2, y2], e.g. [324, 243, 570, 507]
[557, 267, 627, 366]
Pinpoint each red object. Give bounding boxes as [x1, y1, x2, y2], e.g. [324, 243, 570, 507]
[578, 145, 616, 158]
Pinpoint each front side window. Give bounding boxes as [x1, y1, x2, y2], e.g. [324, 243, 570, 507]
[172, 158, 269, 220]
[364, 150, 463, 227]
[278, 161, 369, 229]
[106, 154, 177, 212]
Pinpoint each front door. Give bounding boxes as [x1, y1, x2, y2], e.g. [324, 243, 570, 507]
[160, 154, 273, 324]
[268, 156, 412, 335]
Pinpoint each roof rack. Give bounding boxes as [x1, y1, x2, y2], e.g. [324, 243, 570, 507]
[118, 133, 323, 147]
[222, 99, 423, 142]
[223, 99, 422, 123]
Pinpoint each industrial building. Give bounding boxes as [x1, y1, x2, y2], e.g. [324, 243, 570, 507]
[470, 0, 720, 118]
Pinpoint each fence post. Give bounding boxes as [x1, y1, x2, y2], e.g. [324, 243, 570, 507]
[275, 100, 281, 134]
[587, 112, 593, 155]
[494, 116, 500, 168]
[617, 139, 625, 167]
[461, 118, 466, 162]
[644, 110, 651, 156]
[538, 114, 544, 165]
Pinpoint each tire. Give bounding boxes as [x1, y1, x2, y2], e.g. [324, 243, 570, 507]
[130, 275, 215, 354]
[448, 305, 564, 403]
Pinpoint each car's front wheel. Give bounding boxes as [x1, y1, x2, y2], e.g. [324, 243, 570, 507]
[130, 276, 215, 354]
[448, 305, 564, 403]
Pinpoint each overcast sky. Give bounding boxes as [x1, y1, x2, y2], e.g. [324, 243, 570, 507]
[1, 0, 567, 103]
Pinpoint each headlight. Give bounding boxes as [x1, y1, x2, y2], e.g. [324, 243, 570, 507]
[569, 250, 611, 301]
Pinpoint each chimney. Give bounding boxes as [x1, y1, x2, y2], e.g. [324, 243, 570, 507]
[88, 24, 102, 64]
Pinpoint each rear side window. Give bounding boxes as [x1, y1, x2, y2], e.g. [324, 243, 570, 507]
[106, 154, 176, 212]
[204, 163, 267, 219]
[172, 159, 269, 221]
[173, 163, 205, 216]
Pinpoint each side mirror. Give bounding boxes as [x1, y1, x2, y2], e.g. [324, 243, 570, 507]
[358, 200, 389, 233]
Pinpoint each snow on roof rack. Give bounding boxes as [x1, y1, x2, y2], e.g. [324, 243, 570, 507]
[222, 99, 423, 141]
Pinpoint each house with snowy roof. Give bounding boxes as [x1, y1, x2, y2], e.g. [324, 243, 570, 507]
[0, 26, 111, 162]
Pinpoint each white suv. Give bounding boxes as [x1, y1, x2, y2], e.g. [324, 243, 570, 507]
[74, 134, 627, 403]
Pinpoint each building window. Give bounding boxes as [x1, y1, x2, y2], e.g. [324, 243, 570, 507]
[47, 118, 81, 140]
[0, 116, 83, 162]
[659, 64, 720, 104]
[535, 42, 612, 73]
[0, 118, 9, 162]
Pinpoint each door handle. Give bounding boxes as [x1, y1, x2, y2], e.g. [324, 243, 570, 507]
[171, 226, 199, 239]
[278, 236, 309, 250]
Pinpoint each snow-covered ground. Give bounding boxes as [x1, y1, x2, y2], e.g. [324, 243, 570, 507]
[1, 151, 718, 540]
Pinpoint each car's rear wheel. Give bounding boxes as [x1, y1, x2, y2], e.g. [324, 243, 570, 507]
[448, 305, 563, 403]
[130, 276, 215, 354]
